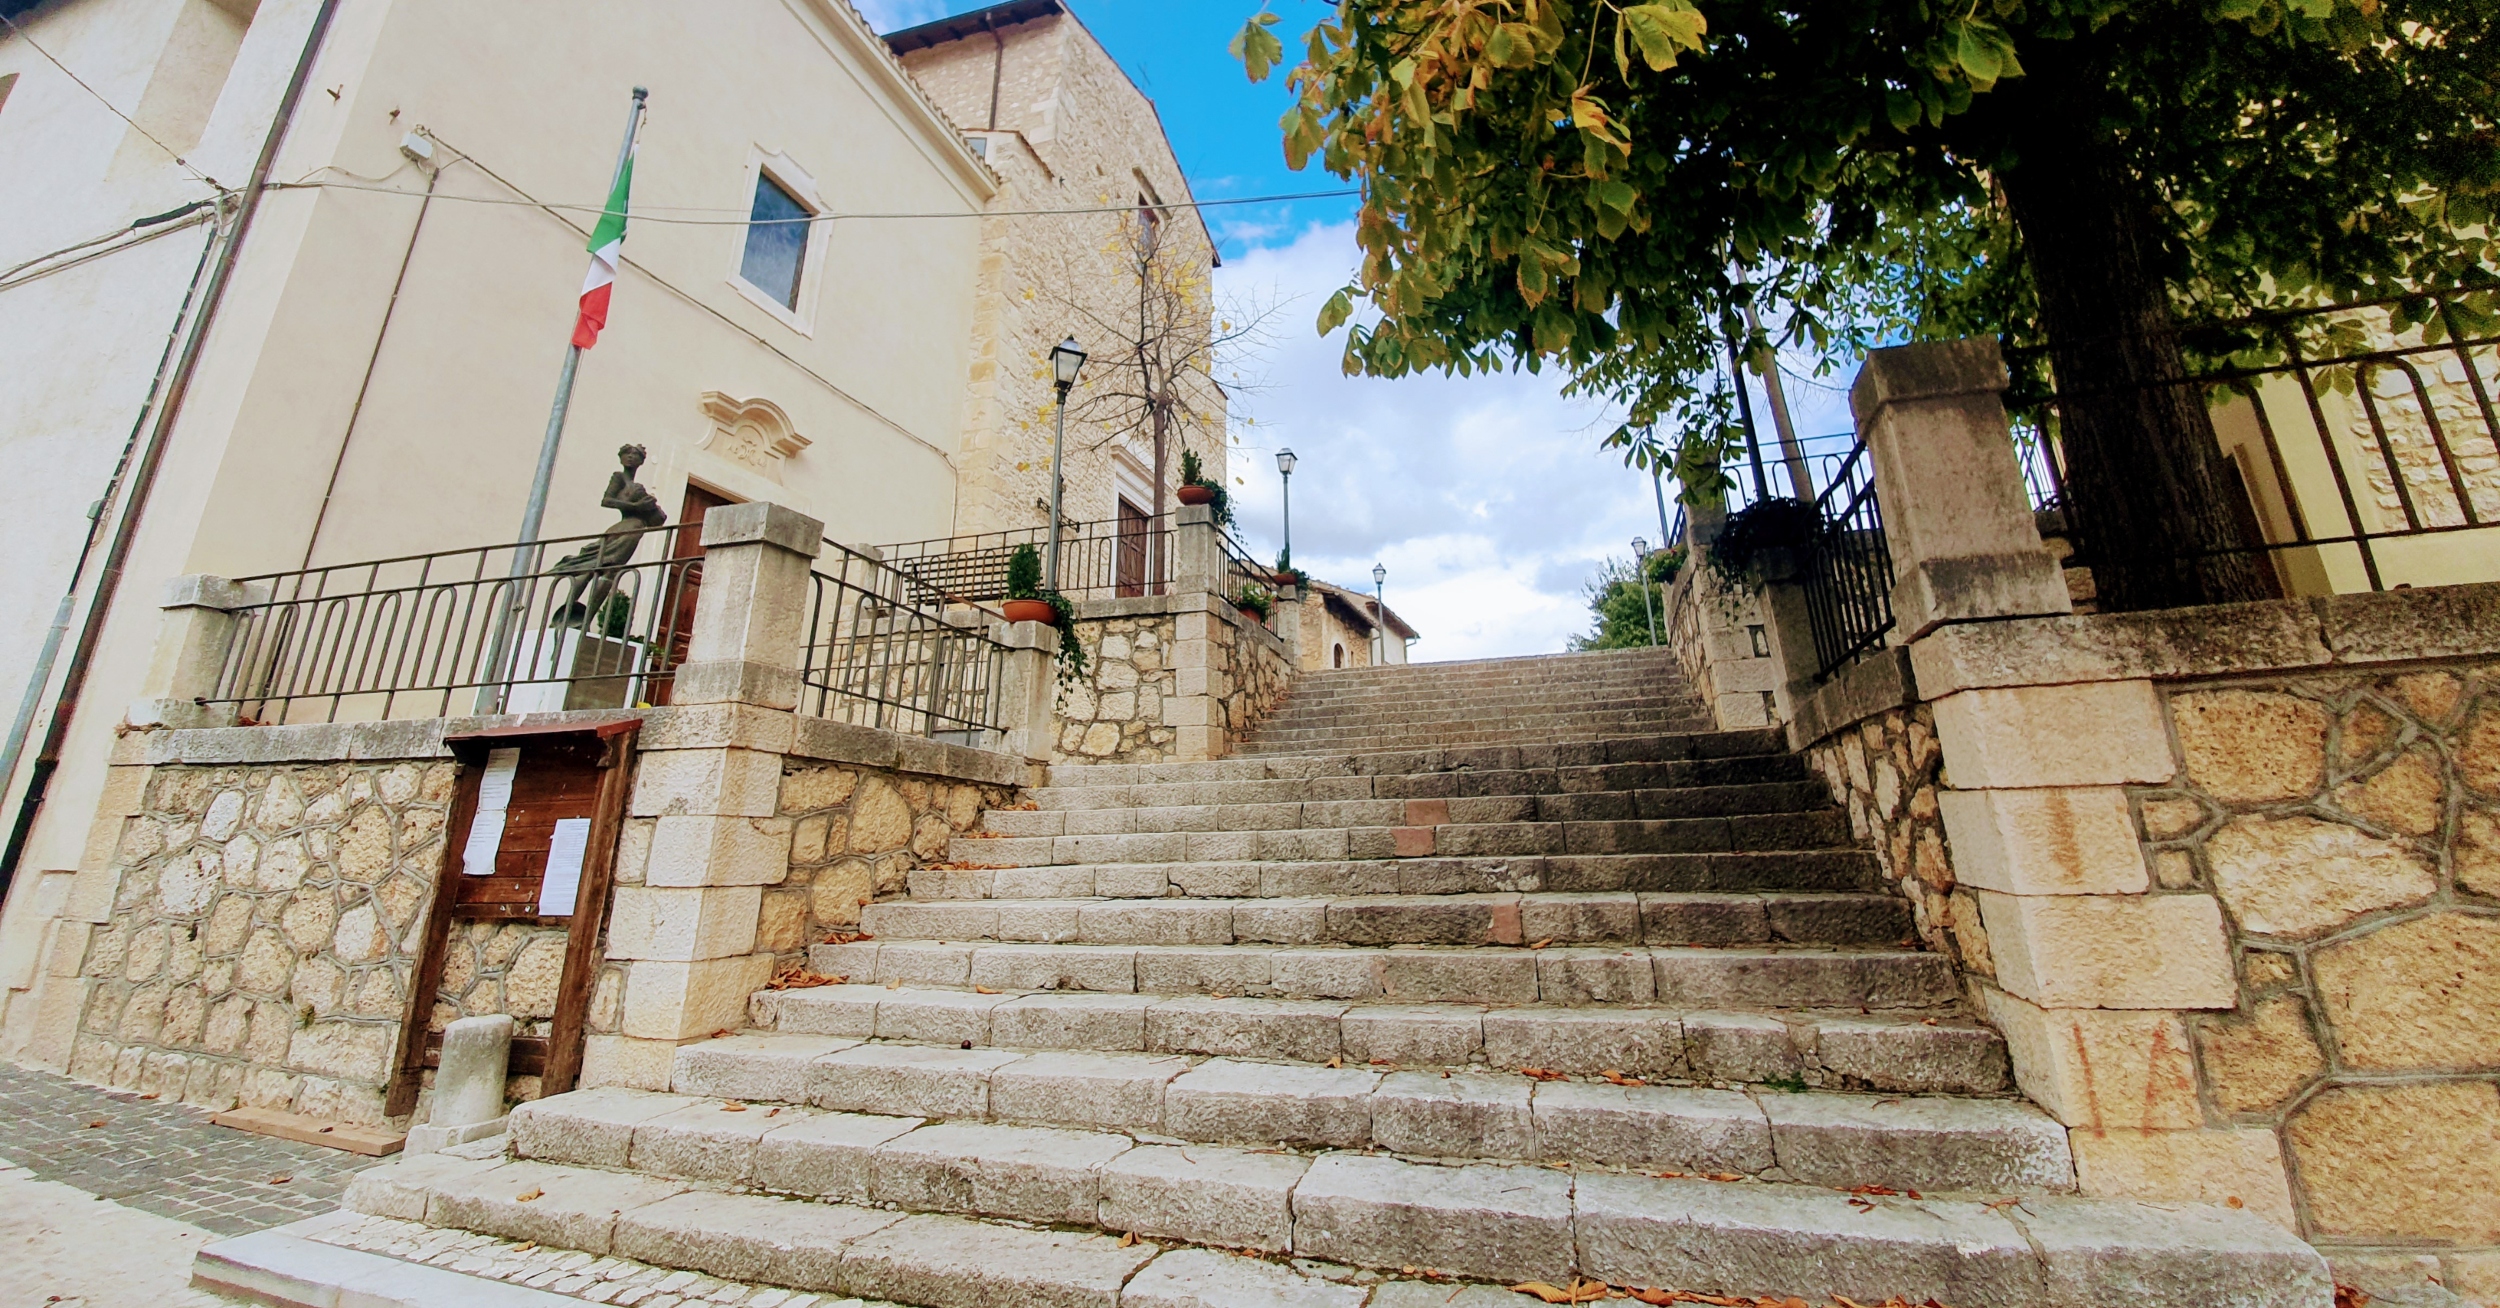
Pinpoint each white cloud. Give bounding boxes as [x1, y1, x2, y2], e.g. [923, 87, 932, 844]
[1212, 222, 1685, 662]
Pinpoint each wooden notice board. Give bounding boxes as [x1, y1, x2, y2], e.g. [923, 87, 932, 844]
[387, 719, 639, 1116]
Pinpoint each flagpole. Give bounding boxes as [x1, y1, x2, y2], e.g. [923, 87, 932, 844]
[480, 86, 646, 713]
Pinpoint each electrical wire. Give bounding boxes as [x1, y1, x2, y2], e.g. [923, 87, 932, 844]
[0, 198, 216, 286]
[262, 177, 1361, 225]
[0, 9, 225, 191]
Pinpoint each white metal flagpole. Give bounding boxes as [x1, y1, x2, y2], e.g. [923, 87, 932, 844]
[479, 87, 646, 713]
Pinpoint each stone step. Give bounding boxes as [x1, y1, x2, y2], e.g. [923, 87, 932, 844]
[910, 851, 1887, 901]
[1261, 683, 1697, 709]
[1249, 705, 1706, 732]
[748, 986, 2004, 1089]
[948, 812, 1853, 866]
[341, 1135, 2329, 1305]
[857, 891, 1913, 950]
[996, 782, 1834, 828]
[1028, 758, 1815, 809]
[1241, 725, 1717, 753]
[510, 1074, 2073, 1201]
[805, 938, 1953, 1009]
[1039, 729, 1791, 786]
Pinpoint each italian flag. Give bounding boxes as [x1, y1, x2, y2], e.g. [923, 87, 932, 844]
[570, 151, 634, 348]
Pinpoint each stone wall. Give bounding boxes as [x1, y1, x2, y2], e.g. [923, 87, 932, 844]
[1802, 698, 1982, 970]
[769, 760, 1013, 954]
[1049, 593, 1294, 765]
[1661, 545, 1779, 731]
[2139, 662, 2500, 1281]
[69, 758, 456, 1126]
[1053, 609, 1180, 765]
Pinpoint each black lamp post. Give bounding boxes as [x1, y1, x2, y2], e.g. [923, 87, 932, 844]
[1046, 336, 1087, 590]
[1371, 562, 1388, 663]
[1276, 448, 1297, 568]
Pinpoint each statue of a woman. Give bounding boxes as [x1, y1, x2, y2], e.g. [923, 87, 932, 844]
[550, 444, 668, 627]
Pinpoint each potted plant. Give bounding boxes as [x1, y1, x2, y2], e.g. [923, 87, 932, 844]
[1002, 543, 1058, 625]
[1236, 581, 1273, 623]
[1272, 548, 1309, 600]
[1704, 497, 1825, 587]
[1002, 543, 1089, 685]
[1177, 449, 1234, 526]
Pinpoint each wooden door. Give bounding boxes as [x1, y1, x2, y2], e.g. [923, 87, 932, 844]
[1116, 498, 1149, 597]
[649, 485, 737, 707]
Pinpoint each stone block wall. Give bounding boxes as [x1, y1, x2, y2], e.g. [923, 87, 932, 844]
[1053, 610, 1180, 764]
[1802, 700, 1985, 969]
[1662, 557, 1779, 731]
[768, 760, 1011, 954]
[2136, 663, 2500, 1277]
[1049, 594, 1294, 765]
[68, 758, 457, 1126]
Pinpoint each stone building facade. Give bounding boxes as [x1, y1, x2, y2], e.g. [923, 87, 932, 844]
[890, 0, 1230, 542]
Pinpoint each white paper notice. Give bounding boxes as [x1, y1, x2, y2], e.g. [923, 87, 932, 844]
[460, 747, 523, 877]
[538, 818, 592, 916]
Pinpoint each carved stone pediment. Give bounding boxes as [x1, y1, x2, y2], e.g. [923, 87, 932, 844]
[696, 392, 810, 483]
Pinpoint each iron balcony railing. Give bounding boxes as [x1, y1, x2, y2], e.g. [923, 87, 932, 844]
[876, 513, 1175, 605]
[206, 525, 700, 725]
[1797, 439, 1897, 682]
[2009, 289, 2500, 595]
[801, 539, 1011, 745]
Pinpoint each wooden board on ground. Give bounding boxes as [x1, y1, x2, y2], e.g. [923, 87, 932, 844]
[211, 1105, 405, 1157]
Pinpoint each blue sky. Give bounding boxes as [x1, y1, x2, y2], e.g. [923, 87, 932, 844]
[859, 0, 1860, 659]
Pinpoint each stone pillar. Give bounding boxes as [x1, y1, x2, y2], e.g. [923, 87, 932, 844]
[1664, 510, 1779, 730]
[1167, 597, 1233, 762]
[1271, 583, 1304, 670]
[1172, 504, 1222, 596]
[1854, 339, 2070, 640]
[996, 619, 1061, 767]
[126, 574, 253, 730]
[583, 502, 818, 1090]
[405, 1014, 512, 1154]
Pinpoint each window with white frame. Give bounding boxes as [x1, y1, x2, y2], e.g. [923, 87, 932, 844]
[740, 172, 811, 310]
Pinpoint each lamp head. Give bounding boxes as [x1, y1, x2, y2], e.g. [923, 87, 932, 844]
[1050, 336, 1087, 390]
[1372, 562, 1387, 588]
[1632, 537, 1649, 557]
[1276, 448, 1296, 476]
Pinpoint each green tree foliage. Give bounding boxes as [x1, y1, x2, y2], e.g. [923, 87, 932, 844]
[1236, 0, 2496, 610]
[1569, 549, 1684, 650]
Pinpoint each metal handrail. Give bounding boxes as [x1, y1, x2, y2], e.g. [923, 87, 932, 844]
[876, 513, 1175, 603]
[1797, 440, 1897, 682]
[207, 524, 696, 724]
[800, 539, 1011, 743]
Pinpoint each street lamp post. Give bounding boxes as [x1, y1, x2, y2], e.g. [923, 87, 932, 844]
[1046, 337, 1087, 591]
[1371, 562, 1387, 664]
[1633, 537, 1658, 647]
[1276, 448, 1297, 569]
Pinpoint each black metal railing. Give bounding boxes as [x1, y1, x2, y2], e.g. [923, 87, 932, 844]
[877, 513, 1174, 605]
[1796, 440, 1897, 681]
[207, 526, 699, 725]
[2009, 290, 2500, 594]
[800, 540, 1010, 743]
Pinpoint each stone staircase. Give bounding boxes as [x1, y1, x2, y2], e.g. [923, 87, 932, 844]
[318, 650, 2329, 1307]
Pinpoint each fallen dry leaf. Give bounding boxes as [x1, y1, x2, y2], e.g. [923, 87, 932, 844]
[1325, 1056, 1344, 1068]
[267, 1175, 291, 1185]
[821, 930, 875, 945]
[1517, 1066, 1569, 1082]
[1506, 1281, 1608, 1304]
[1654, 1170, 1687, 1179]
[2226, 1195, 2244, 1209]
[1529, 937, 1555, 950]
[1119, 1231, 1137, 1248]
[1600, 1069, 1647, 1087]
[2337, 1286, 2375, 1308]
[766, 965, 846, 991]
[511, 1241, 538, 1253]
[720, 1102, 748, 1113]
[886, 979, 904, 990]
[974, 985, 1000, 995]
[515, 1188, 544, 1202]
[1843, 1184, 1920, 1200]
[84, 1120, 106, 1129]
[1920, 1018, 1938, 1026]
[139, 1093, 159, 1101]
[1708, 1172, 1743, 1182]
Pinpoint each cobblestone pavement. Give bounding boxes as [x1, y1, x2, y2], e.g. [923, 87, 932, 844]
[0, 1061, 376, 1236]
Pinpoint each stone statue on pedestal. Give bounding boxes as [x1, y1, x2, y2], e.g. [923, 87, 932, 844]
[551, 444, 668, 629]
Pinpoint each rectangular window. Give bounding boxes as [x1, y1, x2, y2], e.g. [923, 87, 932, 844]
[740, 174, 810, 309]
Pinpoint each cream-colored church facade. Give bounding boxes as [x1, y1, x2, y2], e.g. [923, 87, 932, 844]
[0, 0, 1221, 1057]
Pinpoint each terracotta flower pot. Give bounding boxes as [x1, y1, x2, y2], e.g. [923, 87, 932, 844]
[1002, 599, 1056, 624]
[1177, 484, 1217, 506]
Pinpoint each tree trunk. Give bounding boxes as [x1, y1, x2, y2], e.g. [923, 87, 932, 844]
[1990, 41, 2276, 611]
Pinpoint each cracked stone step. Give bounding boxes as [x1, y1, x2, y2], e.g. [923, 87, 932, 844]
[339, 1135, 2326, 1306]
[507, 1079, 2067, 1211]
[993, 782, 1836, 831]
[945, 814, 1852, 867]
[857, 891, 1911, 949]
[1041, 729, 1791, 786]
[740, 990, 2010, 1091]
[909, 851, 1886, 901]
[804, 937, 1956, 1008]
